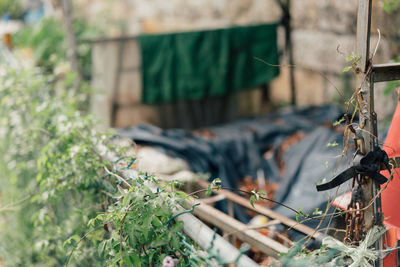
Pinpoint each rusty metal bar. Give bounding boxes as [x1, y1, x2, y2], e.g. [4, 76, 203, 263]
[372, 63, 400, 83]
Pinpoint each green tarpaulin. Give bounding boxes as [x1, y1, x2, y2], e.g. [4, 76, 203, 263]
[139, 24, 279, 104]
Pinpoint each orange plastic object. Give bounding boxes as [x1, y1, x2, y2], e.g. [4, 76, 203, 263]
[3, 33, 12, 49]
[381, 88, 400, 266]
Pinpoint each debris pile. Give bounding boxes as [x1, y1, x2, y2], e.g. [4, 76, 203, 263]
[119, 105, 349, 237]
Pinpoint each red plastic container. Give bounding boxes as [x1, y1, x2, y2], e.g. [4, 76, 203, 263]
[381, 88, 400, 266]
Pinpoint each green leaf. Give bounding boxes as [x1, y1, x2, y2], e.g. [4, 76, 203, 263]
[170, 234, 180, 249]
[63, 235, 81, 247]
[206, 184, 212, 196]
[384, 81, 400, 95]
[312, 208, 322, 216]
[332, 117, 345, 127]
[342, 66, 352, 72]
[327, 141, 339, 147]
[98, 240, 107, 256]
[257, 190, 266, 196]
[152, 217, 163, 227]
[250, 195, 255, 208]
[152, 236, 168, 247]
[132, 254, 142, 267]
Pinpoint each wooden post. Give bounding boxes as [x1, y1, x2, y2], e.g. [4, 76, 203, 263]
[354, 2, 400, 266]
[355, 0, 376, 233]
[58, 0, 82, 84]
[355, 1, 383, 266]
[285, 0, 296, 106]
[276, 0, 296, 106]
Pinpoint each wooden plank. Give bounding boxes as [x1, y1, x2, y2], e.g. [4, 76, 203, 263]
[199, 194, 226, 204]
[196, 180, 325, 240]
[80, 35, 139, 44]
[192, 199, 289, 258]
[356, 0, 372, 73]
[372, 63, 400, 83]
[355, 0, 377, 237]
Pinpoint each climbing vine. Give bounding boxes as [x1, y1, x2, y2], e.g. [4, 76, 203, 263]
[0, 63, 243, 266]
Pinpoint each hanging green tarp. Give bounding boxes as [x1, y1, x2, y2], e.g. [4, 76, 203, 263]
[139, 23, 279, 104]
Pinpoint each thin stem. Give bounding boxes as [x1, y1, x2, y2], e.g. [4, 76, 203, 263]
[188, 186, 300, 216]
[104, 166, 131, 188]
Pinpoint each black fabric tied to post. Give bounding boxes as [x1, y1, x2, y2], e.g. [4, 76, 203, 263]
[316, 147, 391, 191]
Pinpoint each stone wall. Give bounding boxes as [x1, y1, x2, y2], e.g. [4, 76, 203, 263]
[90, 37, 269, 128]
[76, 0, 282, 35]
[270, 0, 399, 120]
[87, 0, 400, 128]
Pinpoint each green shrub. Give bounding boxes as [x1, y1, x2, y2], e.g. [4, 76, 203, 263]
[0, 65, 107, 266]
[13, 17, 100, 80]
[0, 63, 214, 266]
[0, 0, 23, 19]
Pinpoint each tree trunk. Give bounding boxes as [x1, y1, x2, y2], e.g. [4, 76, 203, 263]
[58, 0, 82, 86]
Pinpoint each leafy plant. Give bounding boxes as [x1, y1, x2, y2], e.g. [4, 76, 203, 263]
[0, 63, 109, 266]
[382, 0, 400, 13]
[84, 175, 205, 266]
[0, 0, 23, 19]
[342, 52, 361, 73]
[384, 57, 400, 95]
[13, 17, 101, 79]
[0, 62, 232, 266]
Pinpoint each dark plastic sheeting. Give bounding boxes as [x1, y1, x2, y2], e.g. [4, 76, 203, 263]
[118, 105, 352, 240]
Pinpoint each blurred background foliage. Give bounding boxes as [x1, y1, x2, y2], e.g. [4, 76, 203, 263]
[0, 64, 212, 266]
[0, 0, 24, 19]
[12, 17, 102, 80]
[0, 64, 108, 265]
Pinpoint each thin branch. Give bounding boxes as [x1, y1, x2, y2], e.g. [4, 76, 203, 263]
[119, 201, 135, 264]
[254, 57, 346, 102]
[371, 29, 381, 62]
[65, 225, 103, 266]
[104, 166, 131, 188]
[0, 194, 31, 213]
[188, 186, 300, 215]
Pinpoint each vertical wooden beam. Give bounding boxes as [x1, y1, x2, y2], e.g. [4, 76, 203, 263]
[285, 0, 296, 106]
[355, 0, 372, 131]
[110, 41, 125, 127]
[356, 0, 372, 73]
[275, 0, 296, 105]
[356, 0, 373, 231]
[355, 1, 382, 266]
[59, 0, 82, 84]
